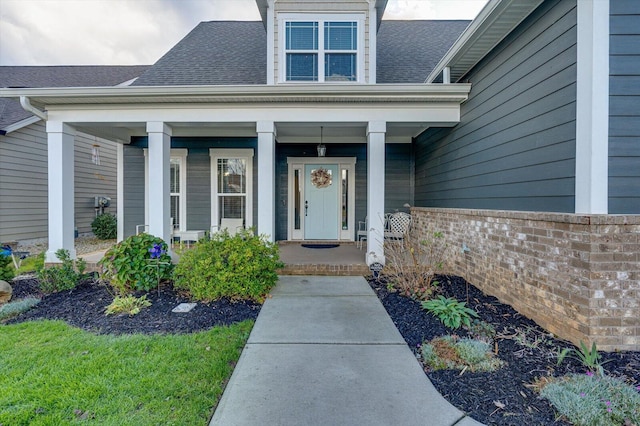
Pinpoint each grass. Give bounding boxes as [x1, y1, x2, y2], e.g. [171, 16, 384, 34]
[0, 319, 253, 425]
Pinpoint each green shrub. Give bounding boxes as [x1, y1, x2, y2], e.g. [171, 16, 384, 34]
[0, 297, 40, 321]
[0, 254, 14, 281]
[37, 249, 86, 293]
[91, 213, 117, 240]
[540, 373, 640, 426]
[422, 295, 479, 329]
[421, 335, 504, 372]
[105, 295, 152, 316]
[173, 229, 283, 302]
[99, 234, 172, 294]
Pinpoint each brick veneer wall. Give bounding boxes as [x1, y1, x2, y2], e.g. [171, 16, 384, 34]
[410, 207, 640, 352]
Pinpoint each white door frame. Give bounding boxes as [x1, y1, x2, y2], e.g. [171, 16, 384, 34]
[287, 157, 356, 241]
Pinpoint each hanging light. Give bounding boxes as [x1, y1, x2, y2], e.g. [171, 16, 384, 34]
[317, 126, 326, 157]
[91, 144, 101, 165]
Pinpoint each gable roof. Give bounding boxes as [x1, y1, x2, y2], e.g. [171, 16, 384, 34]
[132, 21, 267, 86]
[132, 20, 469, 87]
[0, 65, 149, 132]
[377, 20, 470, 83]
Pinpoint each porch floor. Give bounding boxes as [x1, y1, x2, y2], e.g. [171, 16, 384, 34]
[277, 242, 370, 276]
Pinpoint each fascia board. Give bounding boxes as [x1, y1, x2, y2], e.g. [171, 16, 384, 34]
[1, 115, 42, 134]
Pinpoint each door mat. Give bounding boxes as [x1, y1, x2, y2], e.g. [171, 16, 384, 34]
[301, 244, 340, 249]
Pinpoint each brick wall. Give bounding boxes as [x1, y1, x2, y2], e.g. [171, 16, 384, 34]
[410, 207, 640, 352]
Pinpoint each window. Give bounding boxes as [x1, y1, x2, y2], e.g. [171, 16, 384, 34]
[210, 149, 253, 230]
[281, 15, 362, 83]
[144, 149, 187, 232]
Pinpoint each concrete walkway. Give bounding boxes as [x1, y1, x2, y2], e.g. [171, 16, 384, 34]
[210, 275, 483, 426]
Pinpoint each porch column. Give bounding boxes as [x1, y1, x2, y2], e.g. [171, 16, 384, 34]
[575, 0, 609, 214]
[146, 122, 172, 242]
[257, 121, 276, 241]
[366, 121, 386, 267]
[45, 121, 76, 263]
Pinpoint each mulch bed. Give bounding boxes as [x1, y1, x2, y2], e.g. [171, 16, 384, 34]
[7, 275, 261, 335]
[368, 275, 640, 426]
[6, 273, 640, 425]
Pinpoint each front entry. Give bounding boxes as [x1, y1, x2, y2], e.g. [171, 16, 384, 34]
[304, 164, 339, 239]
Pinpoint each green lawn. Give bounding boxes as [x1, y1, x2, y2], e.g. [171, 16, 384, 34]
[0, 320, 252, 425]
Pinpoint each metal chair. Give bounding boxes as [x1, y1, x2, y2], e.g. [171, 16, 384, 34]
[211, 218, 245, 237]
[384, 212, 412, 240]
[357, 217, 368, 249]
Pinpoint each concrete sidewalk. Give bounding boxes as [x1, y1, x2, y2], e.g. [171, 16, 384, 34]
[210, 276, 484, 426]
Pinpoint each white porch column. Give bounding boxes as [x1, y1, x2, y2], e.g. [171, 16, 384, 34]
[257, 121, 276, 241]
[46, 121, 76, 263]
[146, 122, 172, 242]
[575, 0, 609, 214]
[366, 121, 386, 267]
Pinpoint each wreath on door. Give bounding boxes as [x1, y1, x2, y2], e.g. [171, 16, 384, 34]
[311, 167, 332, 188]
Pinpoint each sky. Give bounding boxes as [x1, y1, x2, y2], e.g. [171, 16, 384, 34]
[0, 0, 488, 66]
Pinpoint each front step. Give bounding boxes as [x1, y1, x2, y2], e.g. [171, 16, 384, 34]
[277, 263, 370, 276]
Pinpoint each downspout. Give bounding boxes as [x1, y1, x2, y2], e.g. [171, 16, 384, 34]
[19, 96, 48, 121]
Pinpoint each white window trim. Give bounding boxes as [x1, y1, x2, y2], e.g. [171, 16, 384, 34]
[144, 148, 188, 232]
[278, 13, 365, 84]
[286, 157, 356, 241]
[209, 148, 254, 231]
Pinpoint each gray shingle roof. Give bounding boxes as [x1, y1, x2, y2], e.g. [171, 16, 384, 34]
[0, 65, 149, 131]
[132, 21, 267, 86]
[133, 20, 469, 86]
[377, 20, 470, 83]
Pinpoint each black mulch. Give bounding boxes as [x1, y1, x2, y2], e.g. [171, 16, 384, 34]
[368, 275, 640, 426]
[7, 275, 261, 335]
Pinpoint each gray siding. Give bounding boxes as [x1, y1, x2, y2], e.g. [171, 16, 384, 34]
[0, 121, 118, 242]
[122, 145, 145, 238]
[186, 149, 211, 231]
[414, 0, 577, 213]
[609, 0, 640, 213]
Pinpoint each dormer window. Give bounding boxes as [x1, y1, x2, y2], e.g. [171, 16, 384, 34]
[280, 14, 364, 83]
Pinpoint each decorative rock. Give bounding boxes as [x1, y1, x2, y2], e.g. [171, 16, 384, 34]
[171, 303, 197, 313]
[0, 280, 12, 304]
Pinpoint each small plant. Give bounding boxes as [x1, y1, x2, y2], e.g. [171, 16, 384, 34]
[0, 297, 40, 321]
[99, 234, 172, 294]
[15, 252, 44, 275]
[37, 249, 86, 293]
[0, 252, 15, 282]
[540, 373, 640, 426]
[557, 341, 612, 376]
[173, 229, 283, 302]
[105, 295, 151, 316]
[465, 319, 497, 343]
[422, 295, 478, 329]
[382, 229, 449, 300]
[421, 335, 504, 372]
[91, 213, 117, 240]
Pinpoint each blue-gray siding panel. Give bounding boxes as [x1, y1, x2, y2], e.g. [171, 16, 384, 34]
[186, 150, 211, 231]
[414, 0, 577, 213]
[123, 145, 145, 238]
[609, 1, 640, 213]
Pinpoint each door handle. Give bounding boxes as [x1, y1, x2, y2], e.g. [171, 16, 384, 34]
[305, 200, 308, 217]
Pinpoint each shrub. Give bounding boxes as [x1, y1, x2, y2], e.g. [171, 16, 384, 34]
[173, 229, 283, 302]
[421, 335, 504, 372]
[0, 297, 40, 318]
[540, 373, 640, 426]
[0, 297, 41, 321]
[99, 234, 172, 294]
[105, 295, 152, 316]
[0, 254, 14, 282]
[422, 295, 478, 329]
[382, 229, 449, 300]
[91, 213, 117, 240]
[37, 249, 86, 293]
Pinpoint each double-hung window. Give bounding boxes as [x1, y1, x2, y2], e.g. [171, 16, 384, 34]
[282, 15, 362, 82]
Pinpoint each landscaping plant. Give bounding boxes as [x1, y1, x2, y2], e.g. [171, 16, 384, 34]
[540, 373, 640, 426]
[0, 297, 40, 321]
[37, 249, 86, 293]
[173, 229, 283, 302]
[105, 295, 152, 316]
[382, 229, 449, 300]
[422, 295, 478, 329]
[99, 234, 172, 294]
[421, 335, 504, 373]
[91, 213, 117, 240]
[0, 251, 15, 282]
[557, 341, 612, 376]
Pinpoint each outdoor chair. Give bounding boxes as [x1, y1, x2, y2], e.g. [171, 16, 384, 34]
[384, 212, 412, 240]
[211, 218, 245, 237]
[357, 217, 368, 249]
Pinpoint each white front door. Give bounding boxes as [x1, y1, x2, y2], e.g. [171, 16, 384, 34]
[304, 164, 339, 239]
